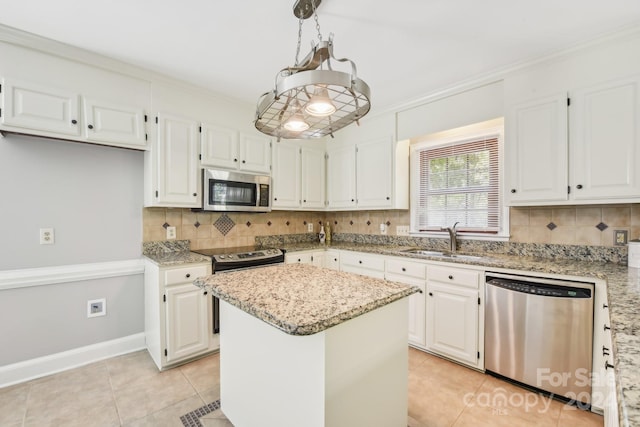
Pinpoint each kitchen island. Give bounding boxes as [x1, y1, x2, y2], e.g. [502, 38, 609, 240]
[194, 263, 419, 427]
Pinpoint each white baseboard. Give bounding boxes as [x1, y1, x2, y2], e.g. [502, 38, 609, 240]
[0, 333, 146, 388]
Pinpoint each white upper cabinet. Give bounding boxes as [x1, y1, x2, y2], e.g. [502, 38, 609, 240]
[0, 43, 150, 150]
[327, 137, 408, 210]
[200, 124, 271, 174]
[326, 144, 357, 209]
[506, 75, 640, 205]
[272, 141, 302, 208]
[1, 78, 81, 136]
[271, 141, 325, 210]
[506, 94, 569, 203]
[153, 112, 201, 207]
[200, 123, 238, 169]
[570, 76, 640, 200]
[82, 98, 147, 148]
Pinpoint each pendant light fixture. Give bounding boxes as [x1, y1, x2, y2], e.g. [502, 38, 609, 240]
[254, 0, 371, 140]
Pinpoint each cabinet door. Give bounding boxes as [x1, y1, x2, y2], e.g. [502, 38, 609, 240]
[311, 251, 325, 267]
[272, 141, 301, 208]
[301, 146, 326, 209]
[326, 145, 356, 209]
[408, 283, 427, 349]
[1, 78, 80, 136]
[82, 98, 146, 149]
[165, 284, 210, 363]
[426, 281, 478, 366]
[506, 94, 568, 204]
[356, 137, 393, 208]
[570, 76, 640, 200]
[324, 250, 340, 271]
[200, 123, 239, 169]
[156, 113, 201, 207]
[285, 252, 313, 264]
[239, 133, 271, 174]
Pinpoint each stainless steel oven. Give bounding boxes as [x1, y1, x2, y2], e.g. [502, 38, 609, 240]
[190, 246, 285, 334]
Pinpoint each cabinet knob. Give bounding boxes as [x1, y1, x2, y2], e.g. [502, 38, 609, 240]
[604, 324, 611, 331]
[576, 184, 583, 189]
[603, 346, 610, 356]
[605, 361, 614, 370]
[358, 260, 362, 264]
[428, 292, 433, 296]
[274, 197, 278, 201]
[242, 160, 246, 164]
[510, 189, 516, 193]
[88, 124, 94, 130]
[402, 267, 406, 272]
[334, 258, 337, 261]
[193, 193, 197, 197]
[203, 291, 208, 295]
[448, 275, 454, 280]
[603, 303, 608, 309]
[386, 196, 390, 200]
[297, 258, 301, 262]
[303, 200, 306, 203]
[186, 273, 191, 278]
[71, 119, 77, 125]
[351, 199, 355, 202]
[234, 158, 238, 162]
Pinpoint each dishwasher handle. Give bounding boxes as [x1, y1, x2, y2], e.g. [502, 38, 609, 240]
[486, 277, 593, 298]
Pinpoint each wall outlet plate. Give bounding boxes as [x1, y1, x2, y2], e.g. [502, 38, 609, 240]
[166, 226, 177, 240]
[396, 225, 410, 236]
[40, 228, 55, 245]
[87, 298, 106, 318]
[380, 223, 387, 235]
[614, 230, 628, 246]
[307, 223, 313, 232]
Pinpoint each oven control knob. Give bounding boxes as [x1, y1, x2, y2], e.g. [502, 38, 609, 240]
[219, 255, 225, 259]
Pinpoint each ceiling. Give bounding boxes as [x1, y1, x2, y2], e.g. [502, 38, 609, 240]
[1, 0, 640, 113]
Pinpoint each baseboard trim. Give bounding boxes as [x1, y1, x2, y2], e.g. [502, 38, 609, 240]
[0, 332, 146, 388]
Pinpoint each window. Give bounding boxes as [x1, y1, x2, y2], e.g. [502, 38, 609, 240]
[410, 120, 505, 237]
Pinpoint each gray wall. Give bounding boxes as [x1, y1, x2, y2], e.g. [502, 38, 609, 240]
[0, 134, 144, 365]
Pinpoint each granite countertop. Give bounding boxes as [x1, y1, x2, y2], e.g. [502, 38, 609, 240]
[282, 242, 638, 427]
[142, 240, 211, 266]
[193, 263, 420, 336]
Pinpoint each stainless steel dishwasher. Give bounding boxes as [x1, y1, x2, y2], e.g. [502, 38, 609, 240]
[485, 272, 594, 405]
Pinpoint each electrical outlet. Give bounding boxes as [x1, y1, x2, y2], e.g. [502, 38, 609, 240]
[307, 223, 314, 232]
[87, 298, 106, 318]
[614, 230, 628, 246]
[396, 225, 410, 236]
[40, 228, 55, 244]
[166, 226, 177, 240]
[379, 223, 387, 235]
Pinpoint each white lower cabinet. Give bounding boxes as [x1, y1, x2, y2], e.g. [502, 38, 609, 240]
[339, 251, 385, 279]
[144, 261, 216, 370]
[284, 250, 324, 267]
[425, 265, 481, 368]
[324, 249, 340, 271]
[385, 257, 427, 349]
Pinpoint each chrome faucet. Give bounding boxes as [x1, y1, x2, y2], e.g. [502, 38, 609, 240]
[441, 222, 459, 253]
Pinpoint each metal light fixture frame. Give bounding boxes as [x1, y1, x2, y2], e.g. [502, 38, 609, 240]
[254, 0, 371, 140]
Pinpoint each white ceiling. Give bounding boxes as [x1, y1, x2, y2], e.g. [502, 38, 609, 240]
[1, 0, 640, 113]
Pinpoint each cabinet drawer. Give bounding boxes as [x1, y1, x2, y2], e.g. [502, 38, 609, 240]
[428, 266, 479, 289]
[165, 265, 209, 286]
[340, 251, 385, 271]
[386, 258, 426, 279]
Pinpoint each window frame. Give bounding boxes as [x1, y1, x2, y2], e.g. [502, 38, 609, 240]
[409, 119, 509, 241]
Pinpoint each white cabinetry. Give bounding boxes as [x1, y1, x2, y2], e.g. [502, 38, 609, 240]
[326, 137, 408, 210]
[151, 112, 201, 207]
[426, 265, 481, 368]
[200, 123, 271, 174]
[144, 261, 215, 370]
[385, 257, 427, 349]
[339, 251, 385, 279]
[271, 141, 325, 210]
[324, 249, 340, 271]
[284, 250, 324, 267]
[506, 75, 640, 205]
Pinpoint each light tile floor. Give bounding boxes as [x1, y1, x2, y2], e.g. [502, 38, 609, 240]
[0, 347, 603, 427]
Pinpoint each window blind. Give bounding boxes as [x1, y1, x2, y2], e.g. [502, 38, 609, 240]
[415, 136, 500, 232]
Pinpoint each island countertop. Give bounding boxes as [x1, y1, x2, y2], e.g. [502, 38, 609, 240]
[193, 263, 420, 336]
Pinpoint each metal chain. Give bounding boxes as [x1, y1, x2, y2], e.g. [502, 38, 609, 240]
[294, 16, 304, 66]
[312, 1, 322, 42]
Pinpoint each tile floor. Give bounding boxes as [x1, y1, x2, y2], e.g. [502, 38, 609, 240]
[0, 347, 603, 427]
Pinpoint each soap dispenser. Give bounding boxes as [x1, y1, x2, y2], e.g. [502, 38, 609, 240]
[319, 225, 326, 244]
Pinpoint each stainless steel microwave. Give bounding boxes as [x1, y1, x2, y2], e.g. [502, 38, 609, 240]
[202, 169, 271, 212]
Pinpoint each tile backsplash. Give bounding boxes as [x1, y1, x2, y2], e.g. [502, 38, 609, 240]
[143, 204, 640, 249]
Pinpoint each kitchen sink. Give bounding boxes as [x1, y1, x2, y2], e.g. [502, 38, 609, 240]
[401, 248, 484, 260]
